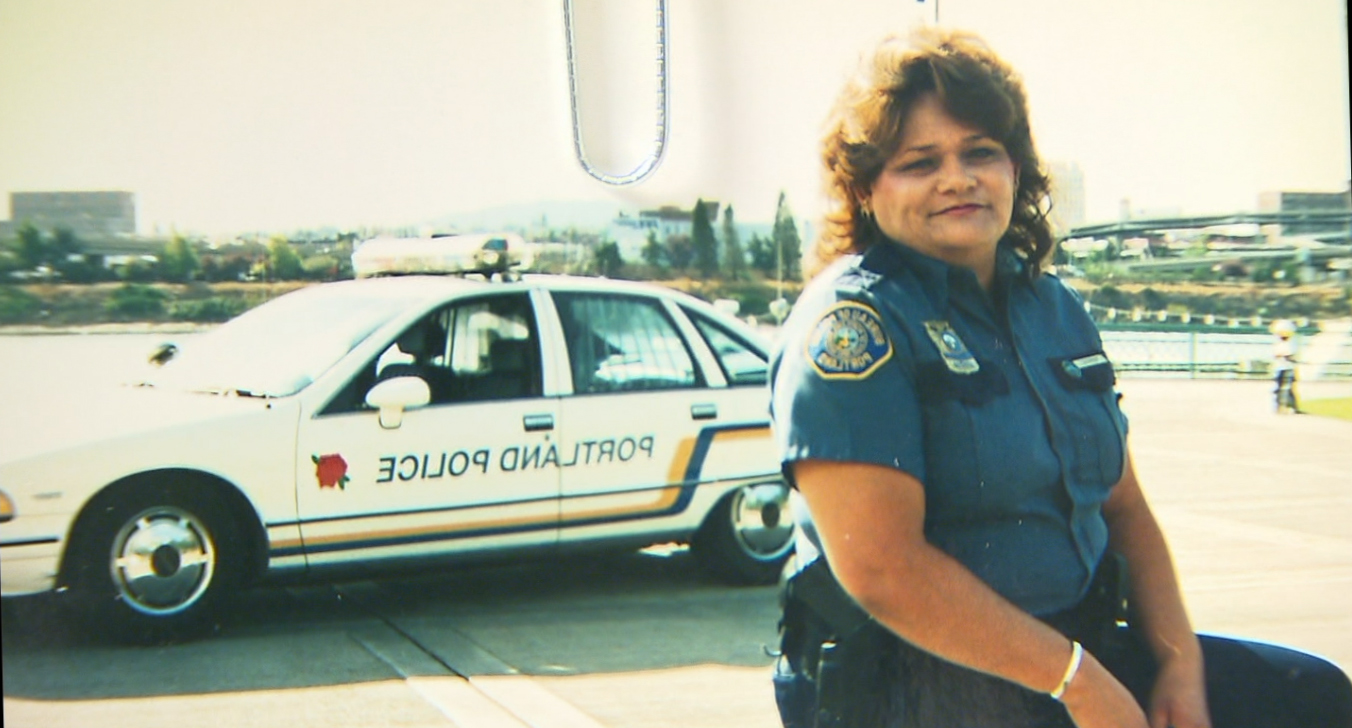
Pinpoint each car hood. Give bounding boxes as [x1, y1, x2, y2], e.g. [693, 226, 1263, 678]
[1, 384, 279, 466]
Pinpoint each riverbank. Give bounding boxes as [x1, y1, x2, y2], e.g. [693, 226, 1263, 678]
[0, 281, 308, 328]
[3, 278, 1349, 329]
[1066, 279, 1351, 323]
[0, 322, 215, 336]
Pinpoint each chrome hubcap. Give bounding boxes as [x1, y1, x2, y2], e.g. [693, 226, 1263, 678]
[110, 506, 215, 616]
[730, 483, 795, 561]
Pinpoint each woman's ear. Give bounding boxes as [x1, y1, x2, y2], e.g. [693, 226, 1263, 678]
[856, 188, 873, 216]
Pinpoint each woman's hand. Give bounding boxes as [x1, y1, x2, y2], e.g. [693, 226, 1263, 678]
[1061, 651, 1149, 728]
[1103, 453, 1211, 728]
[1146, 652, 1210, 728]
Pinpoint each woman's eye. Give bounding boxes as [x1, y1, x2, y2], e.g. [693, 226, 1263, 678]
[966, 146, 1002, 162]
[899, 158, 936, 173]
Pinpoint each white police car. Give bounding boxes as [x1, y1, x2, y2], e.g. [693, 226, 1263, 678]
[0, 272, 793, 641]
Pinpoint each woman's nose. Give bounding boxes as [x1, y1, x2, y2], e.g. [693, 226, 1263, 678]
[935, 155, 976, 192]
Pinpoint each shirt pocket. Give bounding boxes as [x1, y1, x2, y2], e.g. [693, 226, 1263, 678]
[1047, 351, 1127, 489]
[916, 361, 1010, 406]
[915, 361, 1009, 513]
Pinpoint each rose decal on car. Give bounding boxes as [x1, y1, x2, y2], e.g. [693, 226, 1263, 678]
[312, 453, 351, 490]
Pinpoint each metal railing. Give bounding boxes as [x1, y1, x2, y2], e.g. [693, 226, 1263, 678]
[1101, 329, 1351, 379]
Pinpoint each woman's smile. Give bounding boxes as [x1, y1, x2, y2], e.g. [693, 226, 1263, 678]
[933, 203, 987, 216]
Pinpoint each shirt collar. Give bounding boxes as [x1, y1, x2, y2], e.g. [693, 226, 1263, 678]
[859, 233, 1033, 310]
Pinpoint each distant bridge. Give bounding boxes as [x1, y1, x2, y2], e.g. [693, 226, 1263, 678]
[1114, 244, 1352, 273]
[1066, 210, 1352, 240]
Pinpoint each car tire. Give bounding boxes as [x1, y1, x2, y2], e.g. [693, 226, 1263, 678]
[692, 482, 795, 586]
[62, 480, 244, 644]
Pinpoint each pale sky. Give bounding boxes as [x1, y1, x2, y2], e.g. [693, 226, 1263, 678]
[0, 0, 1348, 237]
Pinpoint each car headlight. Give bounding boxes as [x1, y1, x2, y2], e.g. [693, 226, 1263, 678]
[0, 489, 14, 523]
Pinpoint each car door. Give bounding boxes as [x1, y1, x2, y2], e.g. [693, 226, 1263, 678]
[295, 292, 560, 568]
[548, 291, 772, 544]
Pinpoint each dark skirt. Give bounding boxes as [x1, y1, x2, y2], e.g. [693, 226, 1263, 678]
[773, 623, 1352, 728]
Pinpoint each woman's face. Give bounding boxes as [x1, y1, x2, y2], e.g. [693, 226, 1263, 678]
[868, 93, 1017, 284]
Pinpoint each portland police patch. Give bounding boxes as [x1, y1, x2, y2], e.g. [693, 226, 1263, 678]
[806, 301, 893, 379]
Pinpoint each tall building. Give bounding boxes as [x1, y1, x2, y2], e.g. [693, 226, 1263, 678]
[8, 191, 137, 238]
[1045, 161, 1086, 234]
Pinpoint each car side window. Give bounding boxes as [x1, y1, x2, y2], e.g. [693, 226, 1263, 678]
[345, 293, 541, 409]
[441, 295, 541, 401]
[687, 311, 768, 386]
[554, 292, 699, 394]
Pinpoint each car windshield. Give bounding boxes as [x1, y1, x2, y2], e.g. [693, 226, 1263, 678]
[146, 284, 423, 397]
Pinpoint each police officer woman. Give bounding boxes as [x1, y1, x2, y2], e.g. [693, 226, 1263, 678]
[769, 28, 1352, 728]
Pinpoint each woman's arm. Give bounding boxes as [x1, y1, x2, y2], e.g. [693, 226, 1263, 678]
[1103, 452, 1211, 728]
[793, 458, 1147, 728]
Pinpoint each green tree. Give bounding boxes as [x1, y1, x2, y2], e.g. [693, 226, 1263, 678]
[0, 244, 20, 279]
[665, 233, 694, 272]
[772, 191, 802, 281]
[51, 227, 82, 260]
[591, 240, 624, 278]
[720, 205, 746, 281]
[267, 236, 304, 280]
[159, 233, 201, 283]
[641, 229, 667, 274]
[691, 199, 718, 278]
[16, 222, 46, 269]
[48, 227, 99, 282]
[747, 233, 774, 276]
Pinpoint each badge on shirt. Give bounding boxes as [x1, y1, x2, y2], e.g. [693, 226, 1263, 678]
[1061, 353, 1109, 378]
[923, 320, 980, 375]
[806, 301, 893, 379]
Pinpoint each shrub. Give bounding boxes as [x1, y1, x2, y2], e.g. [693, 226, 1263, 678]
[1091, 284, 1131, 310]
[301, 254, 342, 281]
[1141, 287, 1167, 311]
[169, 297, 249, 322]
[105, 283, 168, 318]
[0, 286, 43, 322]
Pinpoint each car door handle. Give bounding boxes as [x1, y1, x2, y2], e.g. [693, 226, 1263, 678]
[690, 403, 718, 420]
[522, 413, 555, 432]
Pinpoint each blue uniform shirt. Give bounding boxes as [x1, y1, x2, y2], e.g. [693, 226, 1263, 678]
[770, 239, 1128, 616]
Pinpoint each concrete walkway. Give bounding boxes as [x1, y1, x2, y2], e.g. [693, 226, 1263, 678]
[1114, 378, 1352, 669]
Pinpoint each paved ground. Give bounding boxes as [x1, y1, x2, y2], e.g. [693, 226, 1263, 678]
[1112, 377, 1352, 670]
[4, 333, 1351, 728]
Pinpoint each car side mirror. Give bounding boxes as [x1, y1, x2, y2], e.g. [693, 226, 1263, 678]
[365, 376, 431, 429]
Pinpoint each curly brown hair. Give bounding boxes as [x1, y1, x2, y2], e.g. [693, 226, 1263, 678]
[808, 28, 1055, 278]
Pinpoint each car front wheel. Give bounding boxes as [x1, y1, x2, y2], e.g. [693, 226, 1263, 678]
[63, 482, 243, 643]
[692, 481, 795, 585]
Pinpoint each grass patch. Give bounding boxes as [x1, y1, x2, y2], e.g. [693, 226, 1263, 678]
[1301, 397, 1352, 422]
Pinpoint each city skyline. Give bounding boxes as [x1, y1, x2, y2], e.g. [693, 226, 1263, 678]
[1, 0, 1348, 238]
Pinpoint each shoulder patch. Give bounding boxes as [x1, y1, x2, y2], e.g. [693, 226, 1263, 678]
[805, 301, 893, 379]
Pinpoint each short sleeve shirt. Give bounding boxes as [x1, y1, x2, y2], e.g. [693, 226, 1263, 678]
[770, 240, 1128, 615]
